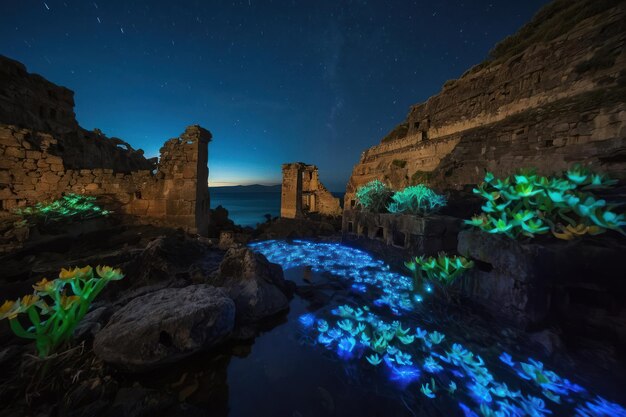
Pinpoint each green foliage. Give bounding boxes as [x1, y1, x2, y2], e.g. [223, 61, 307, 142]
[466, 165, 625, 240]
[392, 159, 407, 168]
[15, 194, 110, 225]
[0, 265, 124, 358]
[355, 180, 393, 213]
[405, 253, 474, 302]
[381, 122, 409, 143]
[387, 184, 446, 216]
[488, 0, 619, 64]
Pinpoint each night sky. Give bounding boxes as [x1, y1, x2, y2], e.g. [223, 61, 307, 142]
[1, 0, 549, 190]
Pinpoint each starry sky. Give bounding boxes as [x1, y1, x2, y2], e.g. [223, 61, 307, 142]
[1, 0, 549, 190]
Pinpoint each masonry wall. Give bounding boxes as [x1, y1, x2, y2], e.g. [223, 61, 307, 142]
[280, 162, 341, 218]
[0, 55, 211, 236]
[344, 2, 626, 205]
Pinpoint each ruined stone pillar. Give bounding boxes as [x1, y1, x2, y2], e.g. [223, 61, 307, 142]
[157, 125, 211, 236]
[281, 163, 303, 218]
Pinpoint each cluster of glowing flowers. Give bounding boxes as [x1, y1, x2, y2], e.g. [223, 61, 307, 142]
[298, 303, 626, 417]
[406, 253, 474, 286]
[387, 184, 447, 216]
[0, 265, 124, 357]
[15, 193, 111, 225]
[467, 166, 625, 240]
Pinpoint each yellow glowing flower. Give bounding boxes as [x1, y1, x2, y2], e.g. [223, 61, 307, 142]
[59, 295, 81, 310]
[33, 278, 57, 293]
[59, 266, 93, 280]
[0, 300, 20, 320]
[21, 294, 40, 308]
[96, 265, 124, 280]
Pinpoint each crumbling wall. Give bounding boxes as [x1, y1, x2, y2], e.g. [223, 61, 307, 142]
[0, 55, 211, 236]
[345, 2, 626, 205]
[280, 162, 341, 218]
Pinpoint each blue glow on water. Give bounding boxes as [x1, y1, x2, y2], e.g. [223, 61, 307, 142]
[252, 240, 626, 417]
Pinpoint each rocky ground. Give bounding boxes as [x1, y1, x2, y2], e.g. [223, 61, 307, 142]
[0, 214, 296, 416]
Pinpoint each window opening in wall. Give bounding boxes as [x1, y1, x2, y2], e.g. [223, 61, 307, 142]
[413, 121, 420, 129]
[375, 227, 384, 240]
[350, 199, 356, 208]
[392, 230, 406, 248]
[347, 221, 353, 233]
[135, 191, 142, 199]
[360, 225, 368, 238]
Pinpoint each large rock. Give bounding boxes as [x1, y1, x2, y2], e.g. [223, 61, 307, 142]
[215, 247, 292, 323]
[94, 285, 234, 371]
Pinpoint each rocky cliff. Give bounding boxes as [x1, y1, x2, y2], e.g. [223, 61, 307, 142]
[345, 0, 626, 206]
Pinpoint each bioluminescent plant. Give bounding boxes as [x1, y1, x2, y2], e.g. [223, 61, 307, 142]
[466, 166, 626, 240]
[250, 240, 626, 416]
[15, 193, 111, 225]
[296, 304, 626, 417]
[355, 179, 394, 213]
[0, 265, 124, 357]
[405, 253, 474, 302]
[387, 184, 447, 216]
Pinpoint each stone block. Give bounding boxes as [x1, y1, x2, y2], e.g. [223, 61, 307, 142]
[4, 147, 24, 159]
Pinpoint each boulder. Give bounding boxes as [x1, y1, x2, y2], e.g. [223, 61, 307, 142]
[93, 285, 234, 371]
[215, 247, 293, 323]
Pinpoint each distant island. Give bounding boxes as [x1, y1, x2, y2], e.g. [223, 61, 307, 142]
[210, 184, 281, 193]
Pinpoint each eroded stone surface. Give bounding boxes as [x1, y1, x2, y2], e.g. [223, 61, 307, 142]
[93, 285, 234, 371]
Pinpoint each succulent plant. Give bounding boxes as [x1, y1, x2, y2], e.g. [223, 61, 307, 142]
[355, 180, 394, 213]
[387, 184, 447, 216]
[466, 166, 625, 240]
[0, 265, 124, 358]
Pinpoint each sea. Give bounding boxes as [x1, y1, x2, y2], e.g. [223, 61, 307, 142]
[211, 187, 344, 227]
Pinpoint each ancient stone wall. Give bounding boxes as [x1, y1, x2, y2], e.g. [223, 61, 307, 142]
[345, 2, 626, 205]
[280, 162, 341, 218]
[0, 55, 211, 236]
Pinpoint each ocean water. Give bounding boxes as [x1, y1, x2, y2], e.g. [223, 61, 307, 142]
[211, 190, 345, 227]
[211, 191, 281, 227]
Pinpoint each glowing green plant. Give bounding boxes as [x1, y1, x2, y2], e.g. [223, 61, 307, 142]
[467, 165, 625, 240]
[0, 265, 124, 358]
[15, 193, 110, 225]
[405, 253, 474, 303]
[355, 180, 393, 213]
[387, 184, 447, 216]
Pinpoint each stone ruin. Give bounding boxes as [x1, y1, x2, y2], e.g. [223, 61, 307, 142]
[0, 54, 211, 236]
[344, 2, 626, 207]
[280, 162, 341, 219]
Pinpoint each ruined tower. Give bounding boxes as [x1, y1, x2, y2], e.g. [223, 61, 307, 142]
[154, 125, 211, 236]
[280, 162, 341, 218]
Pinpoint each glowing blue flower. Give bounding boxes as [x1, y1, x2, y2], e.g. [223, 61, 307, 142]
[448, 381, 457, 393]
[337, 319, 353, 332]
[421, 383, 436, 399]
[316, 319, 329, 333]
[366, 353, 383, 366]
[337, 336, 356, 355]
[429, 331, 445, 345]
[415, 327, 428, 339]
[298, 313, 315, 328]
[423, 356, 443, 373]
[499, 352, 515, 367]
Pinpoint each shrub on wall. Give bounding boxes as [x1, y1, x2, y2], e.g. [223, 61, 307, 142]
[466, 165, 626, 239]
[387, 184, 446, 216]
[355, 180, 394, 213]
